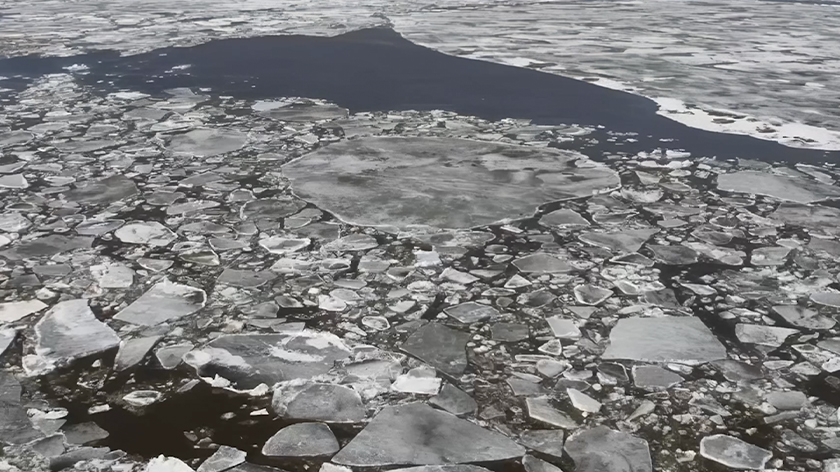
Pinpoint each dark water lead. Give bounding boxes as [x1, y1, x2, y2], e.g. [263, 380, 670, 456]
[0, 27, 838, 165]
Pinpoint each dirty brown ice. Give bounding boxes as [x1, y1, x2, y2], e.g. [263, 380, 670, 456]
[1, 22, 840, 472]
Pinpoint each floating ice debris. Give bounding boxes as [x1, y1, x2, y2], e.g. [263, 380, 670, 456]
[90, 262, 134, 288]
[632, 365, 683, 390]
[284, 137, 619, 229]
[0, 130, 33, 148]
[0, 300, 47, 324]
[387, 467, 491, 472]
[254, 100, 348, 121]
[537, 359, 570, 378]
[519, 430, 565, 460]
[324, 233, 378, 252]
[115, 280, 207, 326]
[441, 268, 479, 285]
[2, 234, 93, 260]
[522, 455, 563, 472]
[538, 339, 563, 356]
[259, 237, 310, 254]
[0, 371, 41, 444]
[430, 383, 477, 416]
[0, 212, 32, 232]
[263, 422, 339, 458]
[62, 422, 109, 445]
[33, 300, 119, 371]
[0, 328, 15, 357]
[573, 284, 612, 305]
[699, 435, 772, 470]
[772, 305, 835, 330]
[512, 253, 572, 274]
[539, 209, 590, 229]
[168, 128, 247, 157]
[138, 258, 174, 272]
[444, 302, 499, 324]
[115, 221, 176, 246]
[155, 343, 193, 370]
[217, 269, 275, 288]
[647, 244, 698, 265]
[770, 203, 840, 236]
[718, 170, 840, 204]
[684, 241, 745, 266]
[525, 397, 577, 429]
[75, 219, 125, 236]
[810, 291, 840, 308]
[0, 174, 28, 188]
[146, 456, 195, 472]
[123, 390, 163, 407]
[65, 175, 138, 205]
[579, 228, 658, 254]
[114, 336, 161, 371]
[621, 187, 663, 203]
[546, 316, 581, 339]
[735, 324, 798, 347]
[603, 316, 726, 365]
[401, 323, 469, 376]
[392, 367, 442, 395]
[271, 382, 365, 423]
[167, 200, 221, 216]
[196, 446, 246, 472]
[565, 426, 652, 472]
[332, 403, 525, 466]
[240, 197, 307, 220]
[750, 246, 791, 266]
[491, 322, 529, 342]
[567, 388, 601, 413]
[765, 391, 808, 410]
[184, 331, 352, 388]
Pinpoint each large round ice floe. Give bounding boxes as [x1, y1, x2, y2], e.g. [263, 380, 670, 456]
[283, 137, 620, 229]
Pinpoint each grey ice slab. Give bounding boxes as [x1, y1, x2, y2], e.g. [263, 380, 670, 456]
[0, 328, 16, 357]
[197, 446, 246, 472]
[0, 300, 47, 324]
[579, 228, 658, 254]
[114, 335, 161, 371]
[699, 435, 771, 470]
[388, 466, 491, 472]
[332, 403, 525, 466]
[34, 300, 120, 368]
[1, 235, 93, 260]
[603, 316, 726, 365]
[401, 323, 470, 376]
[430, 383, 477, 416]
[262, 423, 339, 457]
[254, 101, 349, 122]
[65, 175, 138, 205]
[565, 426, 652, 472]
[271, 382, 365, 423]
[184, 331, 353, 389]
[114, 280, 207, 326]
[168, 128, 247, 157]
[718, 170, 840, 204]
[443, 302, 499, 324]
[770, 203, 840, 236]
[0, 372, 42, 444]
[512, 253, 572, 274]
[519, 430, 565, 460]
[539, 209, 590, 229]
[284, 137, 619, 229]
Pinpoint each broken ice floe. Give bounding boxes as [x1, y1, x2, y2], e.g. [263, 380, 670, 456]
[332, 403, 525, 466]
[284, 137, 619, 229]
[114, 280, 207, 326]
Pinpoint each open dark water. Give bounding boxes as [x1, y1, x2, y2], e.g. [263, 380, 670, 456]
[1, 27, 838, 164]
